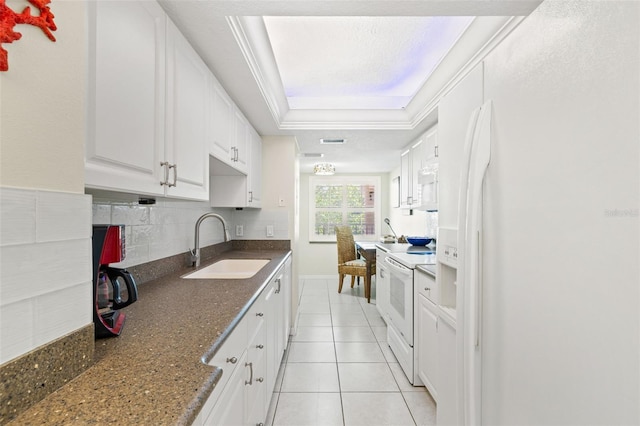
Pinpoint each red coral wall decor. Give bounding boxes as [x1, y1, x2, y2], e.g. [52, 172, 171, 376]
[0, 0, 57, 71]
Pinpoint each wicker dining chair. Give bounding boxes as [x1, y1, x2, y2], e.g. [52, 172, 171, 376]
[335, 225, 376, 302]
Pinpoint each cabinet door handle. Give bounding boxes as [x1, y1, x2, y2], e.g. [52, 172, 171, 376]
[160, 162, 177, 187]
[235, 147, 239, 162]
[248, 191, 253, 202]
[168, 163, 177, 187]
[256, 377, 264, 383]
[275, 278, 281, 294]
[245, 362, 253, 385]
[160, 161, 169, 186]
[256, 312, 264, 317]
[226, 356, 238, 364]
[256, 344, 264, 349]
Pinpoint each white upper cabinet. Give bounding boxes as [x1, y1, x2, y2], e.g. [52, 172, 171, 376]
[86, 0, 166, 197]
[164, 19, 210, 200]
[399, 125, 439, 211]
[232, 110, 250, 174]
[400, 135, 424, 209]
[86, 1, 209, 201]
[210, 80, 234, 164]
[247, 128, 262, 208]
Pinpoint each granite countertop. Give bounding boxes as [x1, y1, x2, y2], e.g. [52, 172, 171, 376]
[10, 249, 291, 425]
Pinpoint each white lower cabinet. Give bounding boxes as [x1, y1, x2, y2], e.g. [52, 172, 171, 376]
[417, 294, 438, 400]
[436, 315, 457, 426]
[196, 258, 291, 425]
[416, 270, 438, 400]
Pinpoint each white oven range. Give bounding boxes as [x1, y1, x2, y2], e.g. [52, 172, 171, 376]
[385, 251, 435, 385]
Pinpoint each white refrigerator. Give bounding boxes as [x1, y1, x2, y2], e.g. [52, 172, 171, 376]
[440, 1, 640, 424]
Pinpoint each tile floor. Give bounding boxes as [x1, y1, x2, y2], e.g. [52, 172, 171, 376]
[264, 277, 437, 426]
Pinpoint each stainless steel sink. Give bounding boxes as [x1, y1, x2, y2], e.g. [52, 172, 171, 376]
[182, 259, 270, 279]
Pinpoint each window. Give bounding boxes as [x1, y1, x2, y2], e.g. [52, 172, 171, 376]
[309, 176, 381, 242]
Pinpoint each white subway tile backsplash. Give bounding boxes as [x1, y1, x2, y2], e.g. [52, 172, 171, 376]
[92, 203, 111, 224]
[0, 298, 35, 364]
[0, 239, 92, 306]
[0, 188, 37, 246]
[0, 187, 93, 365]
[33, 282, 93, 349]
[36, 191, 91, 242]
[111, 204, 151, 226]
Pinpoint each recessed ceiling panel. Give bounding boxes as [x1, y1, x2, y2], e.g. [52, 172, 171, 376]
[263, 16, 474, 110]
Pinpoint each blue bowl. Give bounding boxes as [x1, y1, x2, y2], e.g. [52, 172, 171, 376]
[406, 236, 433, 246]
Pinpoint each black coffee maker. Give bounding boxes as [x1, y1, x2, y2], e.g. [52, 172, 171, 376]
[92, 225, 138, 338]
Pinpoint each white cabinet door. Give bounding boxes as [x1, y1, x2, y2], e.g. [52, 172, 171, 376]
[86, 0, 166, 196]
[375, 250, 390, 321]
[400, 148, 412, 208]
[233, 110, 250, 174]
[410, 137, 424, 208]
[204, 349, 247, 426]
[247, 129, 262, 208]
[400, 135, 427, 209]
[436, 316, 457, 426]
[417, 294, 438, 401]
[424, 125, 438, 163]
[282, 257, 292, 351]
[210, 80, 234, 163]
[165, 19, 209, 200]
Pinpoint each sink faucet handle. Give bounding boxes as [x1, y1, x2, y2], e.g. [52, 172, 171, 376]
[190, 248, 200, 267]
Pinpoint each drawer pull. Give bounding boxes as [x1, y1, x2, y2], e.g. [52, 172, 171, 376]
[256, 377, 264, 383]
[256, 344, 264, 349]
[256, 312, 264, 317]
[245, 362, 253, 385]
[226, 357, 238, 364]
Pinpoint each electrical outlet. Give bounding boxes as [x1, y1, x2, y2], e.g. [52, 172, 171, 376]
[278, 197, 285, 207]
[235, 225, 244, 237]
[266, 225, 274, 237]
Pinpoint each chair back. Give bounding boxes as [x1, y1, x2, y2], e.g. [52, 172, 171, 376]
[335, 226, 357, 264]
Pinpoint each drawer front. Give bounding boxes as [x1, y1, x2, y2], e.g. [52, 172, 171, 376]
[416, 268, 437, 303]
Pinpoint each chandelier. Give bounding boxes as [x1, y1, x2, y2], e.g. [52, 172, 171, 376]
[313, 163, 336, 175]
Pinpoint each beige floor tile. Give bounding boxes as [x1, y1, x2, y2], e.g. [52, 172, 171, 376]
[403, 389, 437, 425]
[335, 342, 386, 363]
[332, 312, 369, 327]
[273, 392, 344, 426]
[291, 326, 334, 342]
[298, 302, 331, 314]
[287, 342, 336, 363]
[389, 362, 423, 391]
[281, 362, 340, 392]
[338, 362, 399, 392]
[333, 326, 376, 342]
[342, 392, 415, 425]
[371, 325, 388, 342]
[297, 313, 332, 327]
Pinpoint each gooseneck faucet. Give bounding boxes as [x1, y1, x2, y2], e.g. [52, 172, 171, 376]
[190, 213, 230, 267]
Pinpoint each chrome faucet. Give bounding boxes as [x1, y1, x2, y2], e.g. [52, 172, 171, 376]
[190, 213, 230, 267]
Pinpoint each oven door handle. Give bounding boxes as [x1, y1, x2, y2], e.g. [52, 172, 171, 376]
[384, 257, 413, 276]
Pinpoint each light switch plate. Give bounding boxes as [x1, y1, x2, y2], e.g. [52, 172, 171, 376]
[236, 225, 244, 237]
[266, 225, 274, 237]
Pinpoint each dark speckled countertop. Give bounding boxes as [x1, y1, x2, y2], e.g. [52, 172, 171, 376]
[10, 249, 291, 425]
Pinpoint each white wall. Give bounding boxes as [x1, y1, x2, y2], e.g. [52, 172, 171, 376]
[261, 135, 299, 328]
[0, 0, 86, 193]
[0, 1, 91, 365]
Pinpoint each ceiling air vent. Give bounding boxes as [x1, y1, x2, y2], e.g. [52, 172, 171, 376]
[303, 153, 324, 158]
[320, 138, 346, 144]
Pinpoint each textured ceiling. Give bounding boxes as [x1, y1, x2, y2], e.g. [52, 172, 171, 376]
[263, 16, 475, 110]
[157, 0, 544, 174]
